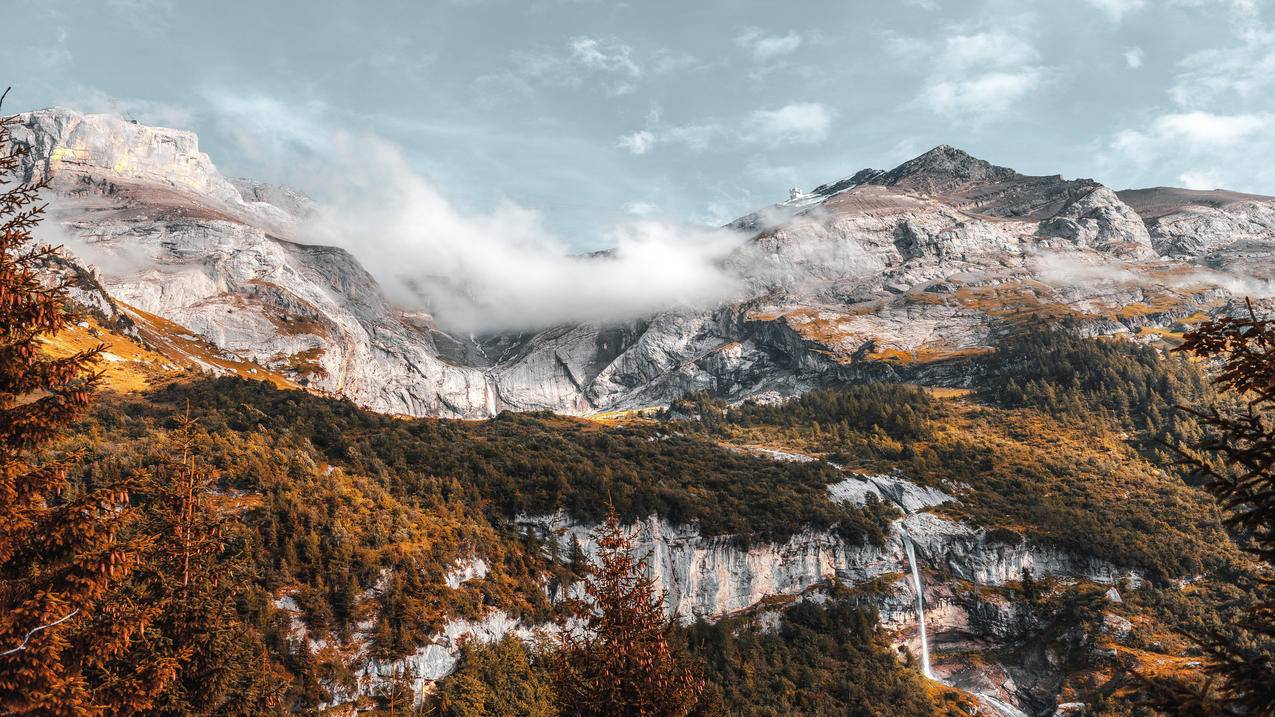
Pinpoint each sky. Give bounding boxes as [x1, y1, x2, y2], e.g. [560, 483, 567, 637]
[6, 0, 1275, 251]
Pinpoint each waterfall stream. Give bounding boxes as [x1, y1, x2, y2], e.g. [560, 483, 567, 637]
[900, 526, 935, 680]
[899, 525, 1028, 717]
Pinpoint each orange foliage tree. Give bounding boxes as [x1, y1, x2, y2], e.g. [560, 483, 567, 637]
[554, 507, 703, 717]
[0, 95, 151, 714]
[1161, 301, 1275, 715]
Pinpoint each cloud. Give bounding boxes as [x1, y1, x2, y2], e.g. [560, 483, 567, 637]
[919, 71, 1042, 117]
[1124, 47, 1144, 68]
[1177, 169, 1223, 189]
[619, 102, 832, 156]
[623, 201, 658, 216]
[274, 129, 746, 333]
[51, 87, 195, 130]
[1114, 112, 1268, 157]
[568, 36, 641, 78]
[1103, 110, 1275, 192]
[512, 36, 644, 95]
[1033, 250, 1275, 299]
[201, 90, 331, 162]
[941, 30, 1037, 69]
[746, 102, 833, 145]
[1085, 0, 1146, 21]
[37, 27, 73, 70]
[1169, 26, 1275, 108]
[617, 111, 722, 155]
[735, 29, 803, 61]
[617, 130, 657, 155]
[915, 29, 1045, 119]
[1033, 251, 1138, 286]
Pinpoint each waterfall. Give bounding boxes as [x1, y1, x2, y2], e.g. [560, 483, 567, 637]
[899, 525, 1028, 717]
[899, 526, 934, 680]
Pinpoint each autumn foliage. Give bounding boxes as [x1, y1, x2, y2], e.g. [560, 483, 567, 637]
[553, 507, 703, 717]
[0, 99, 145, 714]
[1158, 301, 1275, 715]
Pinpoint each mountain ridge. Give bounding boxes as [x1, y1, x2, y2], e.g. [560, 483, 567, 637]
[15, 107, 1275, 417]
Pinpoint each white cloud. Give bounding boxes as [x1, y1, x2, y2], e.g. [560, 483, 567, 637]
[942, 30, 1037, 69]
[1085, 0, 1146, 21]
[622, 102, 833, 156]
[623, 201, 658, 216]
[303, 135, 745, 332]
[1169, 26, 1275, 108]
[915, 29, 1045, 119]
[1177, 170, 1224, 189]
[735, 29, 803, 61]
[54, 86, 195, 129]
[747, 102, 833, 145]
[200, 95, 746, 333]
[512, 36, 643, 95]
[1105, 111, 1274, 191]
[201, 90, 330, 160]
[1153, 111, 1267, 146]
[1124, 47, 1144, 68]
[568, 36, 641, 77]
[618, 130, 657, 155]
[920, 71, 1042, 117]
[617, 119, 721, 155]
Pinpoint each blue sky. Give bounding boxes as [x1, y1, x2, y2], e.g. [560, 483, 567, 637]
[8, 0, 1275, 250]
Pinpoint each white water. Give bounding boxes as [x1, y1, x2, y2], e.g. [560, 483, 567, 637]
[899, 526, 1028, 717]
[899, 526, 935, 680]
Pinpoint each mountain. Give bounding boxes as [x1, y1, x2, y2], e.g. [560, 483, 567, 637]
[14, 108, 1275, 419]
[13, 109, 500, 416]
[12, 109, 1268, 715]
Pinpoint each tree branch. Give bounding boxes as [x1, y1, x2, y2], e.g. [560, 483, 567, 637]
[0, 609, 80, 657]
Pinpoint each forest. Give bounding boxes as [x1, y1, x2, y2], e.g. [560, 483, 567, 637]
[9, 322, 1251, 714]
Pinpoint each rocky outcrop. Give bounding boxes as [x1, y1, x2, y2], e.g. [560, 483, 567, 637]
[901, 513, 1140, 587]
[518, 488, 1134, 624]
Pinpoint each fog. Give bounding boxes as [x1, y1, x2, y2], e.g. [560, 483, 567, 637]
[1033, 250, 1275, 298]
[300, 134, 747, 334]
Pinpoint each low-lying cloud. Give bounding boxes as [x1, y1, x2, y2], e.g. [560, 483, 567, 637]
[1033, 250, 1275, 299]
[301, 134, 746, 334]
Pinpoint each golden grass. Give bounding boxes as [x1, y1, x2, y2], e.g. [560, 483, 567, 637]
[120, 303, 299, 389]
[39, 318, 175, 392]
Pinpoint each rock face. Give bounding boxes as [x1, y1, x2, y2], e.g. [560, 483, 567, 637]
[16, 108, 1275, 417]
[518, 492, 1133, 623]
[12, 108, 500, 417]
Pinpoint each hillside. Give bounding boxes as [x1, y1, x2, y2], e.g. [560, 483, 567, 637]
[45, 322, 1257, 715]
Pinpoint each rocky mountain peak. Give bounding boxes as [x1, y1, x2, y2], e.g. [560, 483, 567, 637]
[808, 146, 1026, 203]
[11, 107, 298, 230]
[872, 144, 1021, 195]
[15, 108, 1275, 422]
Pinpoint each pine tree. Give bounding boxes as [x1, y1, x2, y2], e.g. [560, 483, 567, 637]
[554, 506, 703, 717]
[0, 93, 144, 715]
[1150, 301, 1275, 715]
[119, 411, 284, 716]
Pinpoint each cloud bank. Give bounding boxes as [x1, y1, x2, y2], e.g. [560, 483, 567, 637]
[300, 134, 746, 334]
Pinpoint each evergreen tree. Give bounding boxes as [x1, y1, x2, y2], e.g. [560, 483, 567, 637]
[554, 506, 703, 717]
[1151, 301, 1275, 715]
[120, 412, 284, 715]
[436, 637, 556, 717]
[0, 94, 150, 715]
